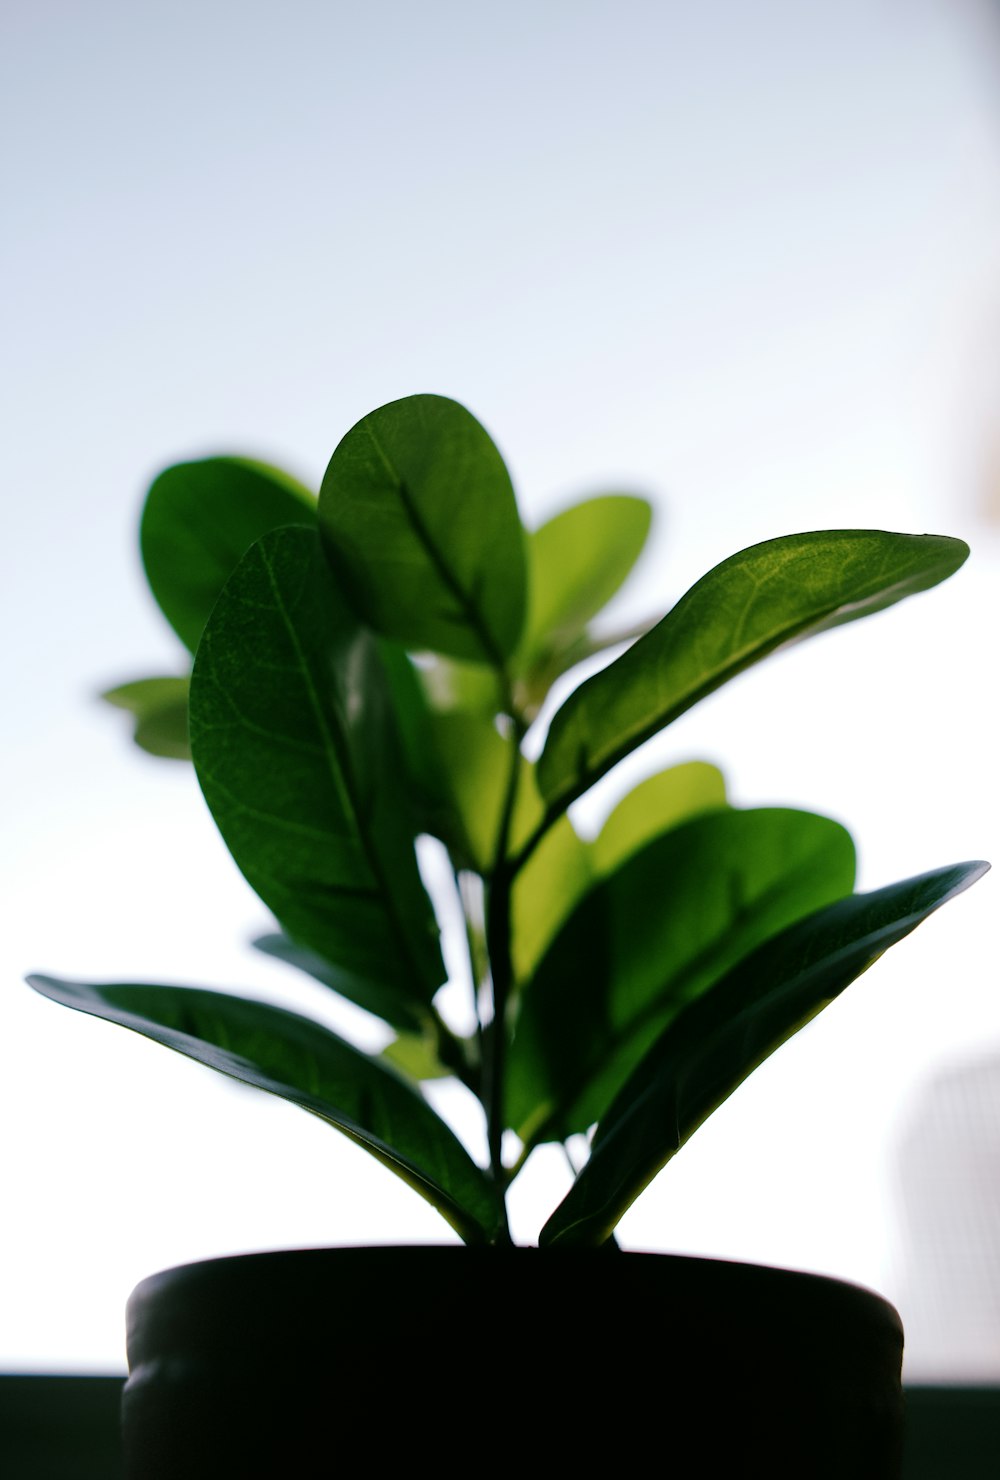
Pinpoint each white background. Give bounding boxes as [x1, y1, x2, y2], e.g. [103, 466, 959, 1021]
[3, 0, 999, 1376]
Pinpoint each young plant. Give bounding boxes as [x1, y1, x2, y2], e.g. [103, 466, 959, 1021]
[29, 394, 986, 1249]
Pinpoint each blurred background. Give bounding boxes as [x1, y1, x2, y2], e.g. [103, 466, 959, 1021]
[2, 0, 999, 1377]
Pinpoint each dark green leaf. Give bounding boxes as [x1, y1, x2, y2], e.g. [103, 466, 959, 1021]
[373, 644, 459, 840]
[141, 456, 316, 653]
[190, 526, 444, 1031]
[318, 394, 526, 664]
[508, 807, 855, 1145]
[539, 860, 989, 1247]
[26, 975, 499, 1245]
[102, 676, 190, 759]
[537, 531, 969, 819]
[519, 494, 652, 666]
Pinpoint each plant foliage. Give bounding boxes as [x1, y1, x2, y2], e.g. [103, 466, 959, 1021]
[29, 393, 987, 1247]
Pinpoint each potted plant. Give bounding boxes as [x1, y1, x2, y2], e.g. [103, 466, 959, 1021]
[29, 394, 986, 1476]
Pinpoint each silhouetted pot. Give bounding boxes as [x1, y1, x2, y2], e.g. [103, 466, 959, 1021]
[121, 1247, 904, 1478]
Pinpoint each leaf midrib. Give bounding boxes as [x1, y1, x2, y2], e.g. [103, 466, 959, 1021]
[536, 568, 932, 844]
[258, 540, 429, 997]
[364, 421, 509, 673]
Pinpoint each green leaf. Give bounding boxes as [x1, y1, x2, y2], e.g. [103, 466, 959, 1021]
[380, 1032, 454, 1081]
[536, 531, 970, 820]
[539, 860, 989, 1248]
[507, 808, 856, 1146]
[591, 761, 727, 877]
[318, 394, 527, 664]
[511, 813, 591, 985]
[372, 644, 538, 872]
[373, 644, 459, 837]
[519, 494, 652, 665]
[416, 653, 505, 717]
[510, 762, 727, 984]
[141, 456, 316, 654]
[102, 675, 191, 760]
[190, 526, 445, 1032]
[26, 975, 499, 1245]
[421, 712, 543, 874]
[424, 713, 513, 872]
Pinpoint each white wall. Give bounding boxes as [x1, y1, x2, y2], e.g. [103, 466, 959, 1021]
[3, 0, 999, 1375]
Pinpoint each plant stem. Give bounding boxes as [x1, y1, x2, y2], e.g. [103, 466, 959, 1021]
[481, 694, 524, 1244]
[483, 879, 512, 1240]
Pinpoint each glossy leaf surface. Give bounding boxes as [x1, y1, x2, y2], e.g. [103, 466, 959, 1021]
[27, 975, 499, 1245]
[508, 807, 856, 1144]
[540, 860, 988, 1247]
[319, 395, 526, 664]
[190, 526, 444, 1031]
[537, 531, 969, 819]
[141, 457, 316, 653]
[102, 676, 190, 759]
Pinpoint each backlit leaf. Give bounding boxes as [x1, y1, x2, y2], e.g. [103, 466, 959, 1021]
[508, 808, 856, 1145]
[319, 395, 526, 664]
[102, 675, 190, 760]
[519, 494, 652, 665]
[537, 531, 969, 821]
[190, 527, 444, 1031]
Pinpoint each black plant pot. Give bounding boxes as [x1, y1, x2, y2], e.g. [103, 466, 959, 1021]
[122, 1247, 904, 1478]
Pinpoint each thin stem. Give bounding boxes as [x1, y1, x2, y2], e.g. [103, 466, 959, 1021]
[481, 691, 524, 1244]
[484, 874, 513, 1184]
[506, 801, 559, 882]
